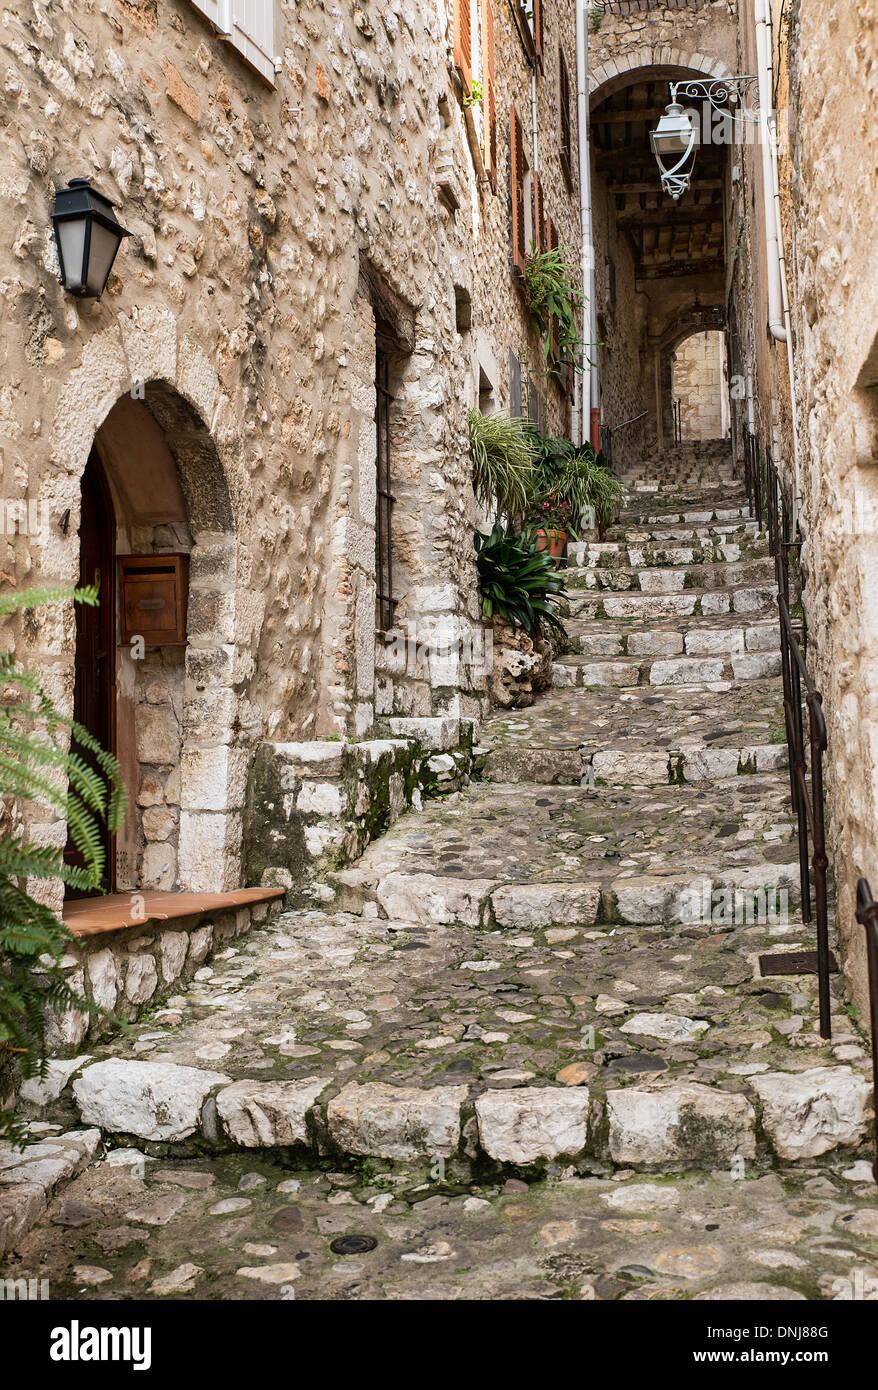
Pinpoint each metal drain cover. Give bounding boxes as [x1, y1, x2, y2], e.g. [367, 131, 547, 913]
[759, 950, 839, 977]
[329, 1235, 377, 1255]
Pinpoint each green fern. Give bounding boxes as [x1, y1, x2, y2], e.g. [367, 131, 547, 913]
[0, 585, 127, 1142]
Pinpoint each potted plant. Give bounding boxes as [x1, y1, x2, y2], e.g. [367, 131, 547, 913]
[526, 428, 626, 539]
[526, 492, 576, 563]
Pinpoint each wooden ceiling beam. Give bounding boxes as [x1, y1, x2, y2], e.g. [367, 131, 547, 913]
[636, 258, 725, 280]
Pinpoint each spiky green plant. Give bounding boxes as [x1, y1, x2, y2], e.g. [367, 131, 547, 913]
[526, 430, 626, 537]
[474, 524, 565, 636]
[0, 585, 127, 1142]
[468, 408, 536, 519]
[523, 244, 584, 372]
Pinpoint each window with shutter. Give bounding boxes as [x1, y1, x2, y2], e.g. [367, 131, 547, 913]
[546, 215, 561, 367]
[533, 171, 544, 254]
[453, 0, 473, 94]
[533, 0, 543, 70]
[559, 46, 573, 191]
[189, 0, 228, 30]
[186, 0, 277, 86]
[482, 0, 497, 192]
[226, 0, 276, 84]
[510, 103, 527, 274]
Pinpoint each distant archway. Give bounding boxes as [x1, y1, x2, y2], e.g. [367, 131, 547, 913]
[671, 329, 729, 441]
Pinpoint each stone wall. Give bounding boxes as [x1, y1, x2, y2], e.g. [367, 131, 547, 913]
[780, 0, 878, 1020]
[731, 0, 878, 1021]
[3, 0, 586, 902]
[243, 721, 475, 906]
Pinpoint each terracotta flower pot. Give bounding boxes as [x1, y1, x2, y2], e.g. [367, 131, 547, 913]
[535, 527, 567, 565]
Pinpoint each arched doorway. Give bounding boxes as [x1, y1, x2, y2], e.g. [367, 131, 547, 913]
[64, 448, 117, 895]
[66, 381, 241, 897]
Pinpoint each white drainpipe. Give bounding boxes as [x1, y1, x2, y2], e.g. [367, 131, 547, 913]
[531, 71, 539, 177]
[754, 0, 801, 512]
[575, 0, 597, 449]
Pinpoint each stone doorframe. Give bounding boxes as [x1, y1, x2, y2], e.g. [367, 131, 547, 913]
[38, 307, 250, 900]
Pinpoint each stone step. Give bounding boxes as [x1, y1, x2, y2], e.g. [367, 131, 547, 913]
[0, 1127, 100, 1259]
[32, 907, 868, 1176]
[622, 476, 740, 493]
[480, 738, 788, 786]
[568, 582, 777, 621]
[322, 778, 804, 925]
[620, 503, 752, 528]
[566, 557, 774, 594]
[568, 537, 768, 570]
[552, 649, 782, 689]
[565, 614, 778, 659]
[479, 680, 788, 781]
[604, 520, 762, 545]
[42, 1055, 872, 1175]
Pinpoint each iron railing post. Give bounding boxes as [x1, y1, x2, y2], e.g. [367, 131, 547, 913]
[855, 878, 878, 1185]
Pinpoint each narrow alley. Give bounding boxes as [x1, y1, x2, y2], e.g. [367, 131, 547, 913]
[5, 443, 876, 1303]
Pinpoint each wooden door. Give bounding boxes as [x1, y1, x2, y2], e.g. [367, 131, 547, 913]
[64, 448, 116, 895]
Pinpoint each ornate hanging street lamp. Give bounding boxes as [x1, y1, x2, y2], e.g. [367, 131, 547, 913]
[51, 177, 129, 298]
[650, 78, 760, 201]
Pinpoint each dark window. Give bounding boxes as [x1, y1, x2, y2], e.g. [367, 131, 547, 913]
[527, 376, 544, 432]
[559, 46, 573, 191]
[375, 347, 396, 633]
[509, 348, 522, 418]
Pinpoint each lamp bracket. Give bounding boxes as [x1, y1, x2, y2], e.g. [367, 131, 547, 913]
[669, 77, 760, 124]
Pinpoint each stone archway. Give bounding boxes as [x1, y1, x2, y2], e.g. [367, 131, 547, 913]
[589, 49, 732, 105]
[43, 310, 249, 897]
[656, 306, 728, 447]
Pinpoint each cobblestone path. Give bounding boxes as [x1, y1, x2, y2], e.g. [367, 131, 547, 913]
[3, 449, 876, 1300]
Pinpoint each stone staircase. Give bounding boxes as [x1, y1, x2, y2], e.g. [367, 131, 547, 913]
[6, 457, 872, 1199]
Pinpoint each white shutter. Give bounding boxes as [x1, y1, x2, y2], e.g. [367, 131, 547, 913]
[188, 0, 230, 33]
[226, 0, 277, 84]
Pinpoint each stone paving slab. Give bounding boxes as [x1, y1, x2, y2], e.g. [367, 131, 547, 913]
[7, 1152, 878, 1301]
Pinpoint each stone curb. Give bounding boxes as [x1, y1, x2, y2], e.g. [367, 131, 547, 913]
[47, 1061, 874, 1175]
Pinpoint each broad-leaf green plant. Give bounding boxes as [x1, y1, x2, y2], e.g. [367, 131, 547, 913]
[474, 524, 565, 636]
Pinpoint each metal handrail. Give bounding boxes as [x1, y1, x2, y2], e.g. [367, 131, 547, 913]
[603, 410, 647, 473]
[855, 878, 878, 1184]
[605, 409, 648, 437]
[761, 448, 832, 1038]
[673, 398, 682, 446]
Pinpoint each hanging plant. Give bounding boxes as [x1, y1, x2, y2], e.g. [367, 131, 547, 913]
[523, 243, 584, 374]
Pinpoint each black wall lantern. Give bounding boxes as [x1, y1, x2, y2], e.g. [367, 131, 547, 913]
[51, 177, 129, 298]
